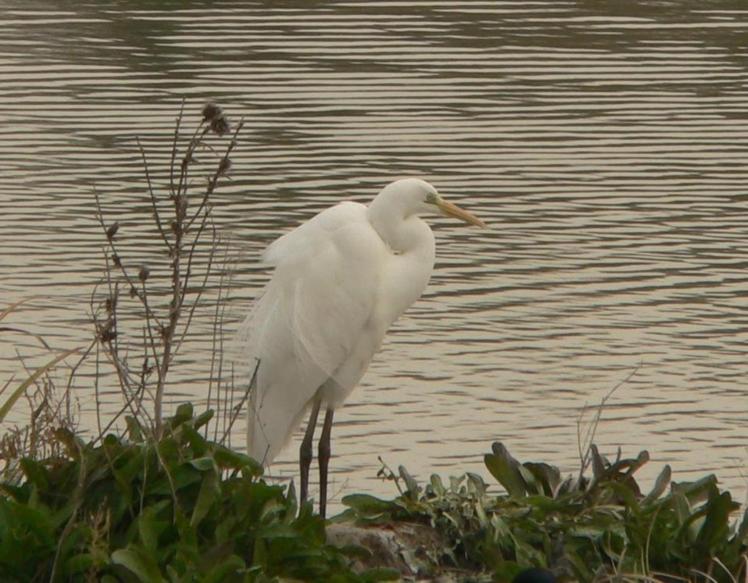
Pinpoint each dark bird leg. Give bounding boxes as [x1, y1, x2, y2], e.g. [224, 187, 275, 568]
[299, 399, 321, 506]
[318, 408, 335, 519]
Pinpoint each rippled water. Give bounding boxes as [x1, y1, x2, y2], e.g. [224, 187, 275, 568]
[2, 1, 748, 504]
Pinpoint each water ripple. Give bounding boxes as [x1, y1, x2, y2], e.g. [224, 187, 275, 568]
[2, 0, 748, 503]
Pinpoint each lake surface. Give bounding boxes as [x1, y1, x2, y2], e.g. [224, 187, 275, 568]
[2, 0, 748, 505]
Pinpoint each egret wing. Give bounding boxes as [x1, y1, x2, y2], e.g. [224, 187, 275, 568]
[233, 202, 384, 463]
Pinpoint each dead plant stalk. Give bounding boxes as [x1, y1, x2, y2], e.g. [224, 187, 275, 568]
[92, 102, 242, 438]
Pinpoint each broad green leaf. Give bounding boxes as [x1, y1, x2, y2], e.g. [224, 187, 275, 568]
[398, 465, 419, 498]
[523, 462, 561, 497]
[484, 442, 526, 497]
[111, 546, 165, 583]
[341, 493, 397, 515]
[182, 424, 208, 456]
[672, 474, 718, 507]
[170, 403, 194, 427]
[466, 472, 488, 496]
[627, 449, 650, 476]
[256, 522, 298, 539]
[429, 474, 446, 496]
[214, 447, 262, 474]
[643, 464, 671, 504]
[193, 409, 214, 430]
[670, 489, 692, 524]
[259, 498, 285, 523]
[191, 469, 219, 527]
[188, 456, 217, 472]
[138, 508, 168, 554]
[735, 507, 748, 544]
[695, 490, 737, 555]
[147, 465, 201, 495]
[0, 498, 56, 548]
[203, 554, 245, 583]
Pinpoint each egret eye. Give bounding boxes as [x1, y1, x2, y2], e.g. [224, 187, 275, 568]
[425, 190, 439, 204]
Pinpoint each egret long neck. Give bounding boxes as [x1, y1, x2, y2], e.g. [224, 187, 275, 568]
[368, 193, 427, 254]
[367, 195, 436, 329]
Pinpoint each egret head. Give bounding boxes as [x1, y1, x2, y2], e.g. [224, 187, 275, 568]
[381, 178, 486, 228]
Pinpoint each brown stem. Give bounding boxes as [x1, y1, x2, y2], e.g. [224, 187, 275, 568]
[176, 124, 210, 199]
[185, 118, 244, 233]
[174, 224, 218, 358]
[137, 136, 172, 251]
[169, 99, 185, 198]
[219, 358, 259, 446]
[93, 190, 163, 327]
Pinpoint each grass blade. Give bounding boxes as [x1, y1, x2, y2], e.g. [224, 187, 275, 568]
[0, 347, 80, 423]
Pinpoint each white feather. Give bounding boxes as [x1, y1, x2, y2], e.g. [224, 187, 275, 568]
[231, 179, 477, 465]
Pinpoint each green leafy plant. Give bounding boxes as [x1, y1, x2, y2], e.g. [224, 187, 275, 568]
[0, 403, 398, 582]
[342, 444, 748, 582]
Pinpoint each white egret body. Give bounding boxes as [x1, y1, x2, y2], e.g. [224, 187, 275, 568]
[235, 178, 484, 516]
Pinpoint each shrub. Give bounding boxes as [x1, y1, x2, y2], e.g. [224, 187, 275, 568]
[0, 403, 396, 582]
[342, 443, 748, 582]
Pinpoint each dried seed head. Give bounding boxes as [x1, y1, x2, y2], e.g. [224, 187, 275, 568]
[106, 221, 119, 241]
[138, 265, 150, 283]
[100, 328, 117, 343]
[202, 103, 222, 122]
[217, 157, 232, 176]
[129, 286, 137, 298]
[176, 197, 188, 222]
[104, 296, 117, 313]
[111, 253, 122, 268]
[99, 321, 116, 343]
[210, 114, 230, 136]
[182, 152, 196, 168]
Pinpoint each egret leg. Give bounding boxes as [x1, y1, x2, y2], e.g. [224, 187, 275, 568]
[318, 408, 335, 519]
[299, 399, 321, 506]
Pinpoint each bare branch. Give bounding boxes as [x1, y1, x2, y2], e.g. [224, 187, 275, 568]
[173, 226, 219, 358]
[93, 189, 163, 328]
[137, 136, 173, 251]
[89, 104, 242, 440]
[169, 99, 185, 198]
[206, 242, 231, 437]
[220, 359, 259, 446]
[186, 118, 244, 233]
[176, 124, 209, 199]
[140, 281, 163, 386]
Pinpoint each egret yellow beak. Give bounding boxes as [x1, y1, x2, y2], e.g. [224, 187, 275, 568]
[436, 199, 486, 228]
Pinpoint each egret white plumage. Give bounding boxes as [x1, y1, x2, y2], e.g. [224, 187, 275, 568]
[234, 178, 485, 517]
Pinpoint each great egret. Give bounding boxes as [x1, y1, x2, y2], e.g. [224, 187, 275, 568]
[235, 178, 485, 517]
